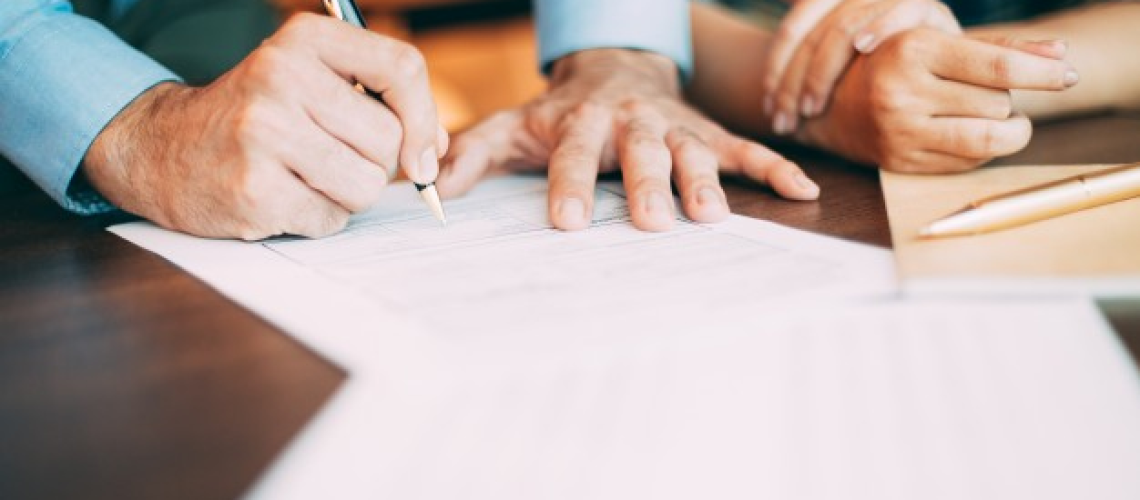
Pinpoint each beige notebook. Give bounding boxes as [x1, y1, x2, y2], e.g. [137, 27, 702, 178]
[882, 164, 1140, 297]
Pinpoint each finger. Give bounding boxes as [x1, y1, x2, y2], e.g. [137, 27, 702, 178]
[926, 113, 1033, 160]
[878, 148, 985, 174]
[771, 31, 814, 134]
[926, 79, 1014, 120]
[437, 124, 451, 157]
[716, 135, 819, 200]
[925, 32, 1078, 91]
[972, 34, 1069, 60]
[796, 15, 864, 119]
[762, 0, 845, 117]
[618, 103, 675, 232]
[284, 14, 442, 184]
[295, 64, 402, 178]
[437, 110, 524, 198]
[666, 128, 729, 224]
[548, 104, 612, 231]
[278, 114, 389, 213]
[855, 0, 961, 53]
[233, 166, 352, 241]
[276, 174, 352, 239]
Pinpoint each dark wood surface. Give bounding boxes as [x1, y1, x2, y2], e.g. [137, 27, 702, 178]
[2, 112, 1138, 500]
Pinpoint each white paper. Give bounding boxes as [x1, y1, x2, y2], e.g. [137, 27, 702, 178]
[243, 297, 1140, 500]
[107, 176, 1140, 499]
[109, 176, 896, 367]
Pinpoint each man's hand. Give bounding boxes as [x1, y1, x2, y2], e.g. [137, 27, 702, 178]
[83, 13, 446, 240]
[762, 0, 961, 135]
[797, 28, 1078, 173]
[437, 49, 819, 232]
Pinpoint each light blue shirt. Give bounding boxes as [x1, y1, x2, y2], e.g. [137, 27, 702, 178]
[535, 0, 693, 78]
[0, 0, 177, 214]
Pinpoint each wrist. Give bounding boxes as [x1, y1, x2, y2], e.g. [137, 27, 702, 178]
[550, 48, 681, 95]
[83, 82, 191, 215]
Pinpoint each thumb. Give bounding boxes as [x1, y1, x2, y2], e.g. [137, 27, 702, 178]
[437, 109, 529, 198]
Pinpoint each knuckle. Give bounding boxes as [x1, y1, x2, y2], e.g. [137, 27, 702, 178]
[979, 122, 1001, 154]
[232, 102, 271, 145]
[389, 43, 427, 80]
[246, 45, 293, 87]
[618, 98, 653, 117]
[624, 130, 664, 152]
[567, 101, 606, 123]
[884, 29, 931, 61]
[802, 73, 832, 98]
[827, 21, 854, 42]
[278, 12, 322, 41]
[868, 80, 907, 114]
[554, 142, 590, 161]
[988, 53, 1014, 82]
[671, 132, 715, 166]
[993, 95, 1014, 120]
[934, 1, 953, 16]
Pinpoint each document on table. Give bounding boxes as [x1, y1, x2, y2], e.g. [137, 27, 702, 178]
[107, 176, 1140, 499]
[109, 175, 895, 368]
[244, 297, 1140, 500]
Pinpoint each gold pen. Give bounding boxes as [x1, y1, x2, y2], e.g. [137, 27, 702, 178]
[919, 163, 1140, 239]
[321, 0, 448, 225]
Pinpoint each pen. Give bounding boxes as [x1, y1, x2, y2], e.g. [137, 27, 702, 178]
[320, 0, 448, 225]
[919, 162, 1140, 239]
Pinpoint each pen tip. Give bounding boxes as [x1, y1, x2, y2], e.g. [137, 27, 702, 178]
[417, 183, 448, 226]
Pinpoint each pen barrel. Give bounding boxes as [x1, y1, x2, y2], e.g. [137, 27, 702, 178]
[927, 164, 1140, 237]
[322, 0, 368, 28]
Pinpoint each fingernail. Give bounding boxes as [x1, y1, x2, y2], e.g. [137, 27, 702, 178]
[801, 95, 817, 118]
[763, 95, 775, 116]
[558, 197, 588, 228]
[1064, 68, 1080, 88]
[854, 34, 875, 53]
[418, 147, 440, 183]
[795, 173, 819, 195]
[697, 186, 722, 207]
[773, 112, 791, 135]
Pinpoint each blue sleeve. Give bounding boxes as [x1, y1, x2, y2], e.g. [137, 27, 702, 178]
[0, 0, 179, 214]
[534, 0, 693, 79]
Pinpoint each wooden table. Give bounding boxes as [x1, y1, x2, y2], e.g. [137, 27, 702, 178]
[2, 112, 1138, 500]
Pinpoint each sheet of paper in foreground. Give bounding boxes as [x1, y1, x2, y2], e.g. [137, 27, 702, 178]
[109, 175, 895, 368]
[243, 297, 1140, 500]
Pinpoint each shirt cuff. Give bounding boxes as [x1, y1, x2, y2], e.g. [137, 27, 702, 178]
[0, 4, 179, 215]
[535, 0, 693, 80]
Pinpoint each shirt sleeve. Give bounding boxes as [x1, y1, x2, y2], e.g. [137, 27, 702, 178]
[534, 0, 693, 79]
[0, 0, 179, 214]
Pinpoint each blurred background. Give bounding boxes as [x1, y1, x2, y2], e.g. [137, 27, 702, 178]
[274, 0, 546, 133]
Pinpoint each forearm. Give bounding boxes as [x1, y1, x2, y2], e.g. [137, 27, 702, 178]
[685, 2, 775, 137]
[968, 3, 1140, 120]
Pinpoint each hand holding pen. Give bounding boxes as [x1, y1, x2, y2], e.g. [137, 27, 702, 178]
[82, 12, 446, 240]
[321, 0, 449, 224]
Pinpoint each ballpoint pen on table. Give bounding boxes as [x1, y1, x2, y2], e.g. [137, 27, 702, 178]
[920, 163, 1140, 239]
